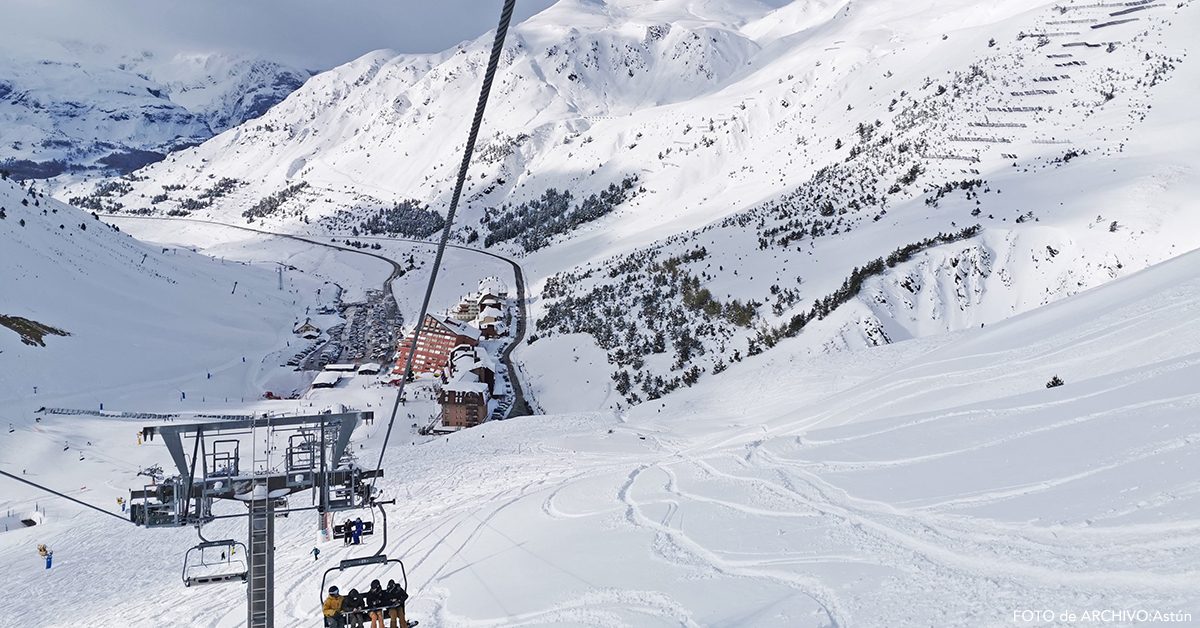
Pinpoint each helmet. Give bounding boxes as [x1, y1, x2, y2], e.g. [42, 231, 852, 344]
[328, 586, 339, 595]
[387, 580, 396, 588]
[370, 579, 381, 590]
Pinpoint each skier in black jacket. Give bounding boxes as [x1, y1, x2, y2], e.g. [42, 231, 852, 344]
[385, 579, 410, 628]
[342, 589, 366, 628]
[365, 579, 387, 628]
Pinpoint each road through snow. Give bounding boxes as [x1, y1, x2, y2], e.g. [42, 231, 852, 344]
[4, 232, 1200, 628]
[106, 215, 534, 418]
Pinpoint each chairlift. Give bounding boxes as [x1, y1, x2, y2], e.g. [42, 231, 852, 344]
[182, 539, 248, 587]
[319, 501, 407, 610]
[320, 555, 407, 611]
[332, 508, 375, 543]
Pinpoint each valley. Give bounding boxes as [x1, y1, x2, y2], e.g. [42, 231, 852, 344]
[1, 0, 1199, 626]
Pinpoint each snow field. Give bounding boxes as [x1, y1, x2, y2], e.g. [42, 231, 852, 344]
[6, 220, 1200, 627]
[4, 0, 1200, 624]
[0, 180, 330, 412]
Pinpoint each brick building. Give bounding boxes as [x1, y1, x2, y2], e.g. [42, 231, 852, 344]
[393, 314, 479, 377]
[439, 381, 490, 428]
[440, 345, 497, 428]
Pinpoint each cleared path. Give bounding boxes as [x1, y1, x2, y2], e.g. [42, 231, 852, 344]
[107, 215, 533, 418]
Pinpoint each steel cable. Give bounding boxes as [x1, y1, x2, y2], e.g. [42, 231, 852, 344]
[372, 0, 518, 487]
[0, 468, 133, 524]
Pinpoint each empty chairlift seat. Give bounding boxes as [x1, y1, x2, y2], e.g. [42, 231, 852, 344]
[182, 540, 249, 586]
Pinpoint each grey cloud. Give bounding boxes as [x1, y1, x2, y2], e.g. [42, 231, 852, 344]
[5, 0, 559, 69]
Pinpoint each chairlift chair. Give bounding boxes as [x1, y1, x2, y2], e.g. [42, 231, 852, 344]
[182, 539, 248, 587]
[319, 554, 407, 607]
[320, 501, 406, 609]
[331, 505, 376, 543]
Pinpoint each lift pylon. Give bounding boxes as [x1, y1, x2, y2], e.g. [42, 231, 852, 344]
[130, 412, 380, 628]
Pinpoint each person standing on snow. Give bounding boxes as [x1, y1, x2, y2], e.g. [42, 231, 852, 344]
[312, 546, 321, 561]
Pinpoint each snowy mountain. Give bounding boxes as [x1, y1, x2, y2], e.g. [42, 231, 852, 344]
[0, 38, 310, 180]
[3, 202, 1199, 627]
[3, 0, 1200, 625]
[65, 0, 1200, 409]
[121, 51, 313, 136]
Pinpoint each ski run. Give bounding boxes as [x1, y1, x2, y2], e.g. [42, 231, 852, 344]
[3, 0, 1200, 626]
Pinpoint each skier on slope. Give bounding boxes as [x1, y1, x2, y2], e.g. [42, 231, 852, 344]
[312, 546, 321, 561]
[323, 586, 344, 628]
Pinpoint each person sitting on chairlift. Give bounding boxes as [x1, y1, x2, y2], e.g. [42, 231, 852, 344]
[344, 519, 353, 546]
[365, 579, 387, 628]
[323, 586, 344, 628]
[385, 579, 410, 628]
[342, 588, 366, 628]
[353, 517, 364, 545]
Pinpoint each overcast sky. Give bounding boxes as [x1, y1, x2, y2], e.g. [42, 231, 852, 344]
[5, 0, 560, 69]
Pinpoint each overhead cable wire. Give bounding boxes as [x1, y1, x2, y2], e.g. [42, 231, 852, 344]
[0, 469, 134, 525]
[373, 0, 518, 486]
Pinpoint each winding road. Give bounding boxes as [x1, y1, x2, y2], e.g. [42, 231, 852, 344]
[106, 215, 532, 418]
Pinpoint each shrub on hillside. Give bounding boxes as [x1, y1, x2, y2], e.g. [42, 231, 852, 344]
[358, 199, 446, 238]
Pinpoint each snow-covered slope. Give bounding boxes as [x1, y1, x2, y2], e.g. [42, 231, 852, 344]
[122, 51, 312, 135]
[5, 1, 1200, 623]
[65, 0, 1199, 409]
[3, 212, 1198, 627]
[0, 38, 310, 179]
[0, 175, 320, 410]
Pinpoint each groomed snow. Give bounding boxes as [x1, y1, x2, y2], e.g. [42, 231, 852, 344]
[3, 215, 1199, 627]
[5, 0, 1200, 624]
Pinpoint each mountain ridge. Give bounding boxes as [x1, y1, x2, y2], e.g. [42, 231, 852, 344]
[54, 0, 1200, 411]
[0, 37, 312, 180]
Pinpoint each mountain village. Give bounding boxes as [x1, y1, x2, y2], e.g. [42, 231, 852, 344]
[305, 276, 516, 432]
[3, 0, 1200, 626]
